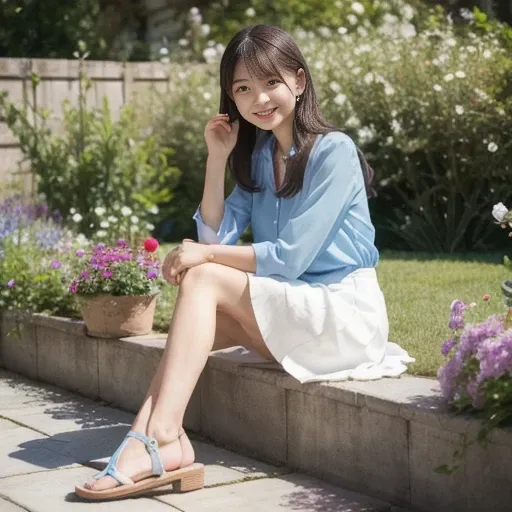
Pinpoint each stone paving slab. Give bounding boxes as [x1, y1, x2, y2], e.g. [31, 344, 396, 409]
[0, 466, 180, 511]
[0, 420, 78, 478]
[156, 472, 391, 512]
[0, 497, 28, 511]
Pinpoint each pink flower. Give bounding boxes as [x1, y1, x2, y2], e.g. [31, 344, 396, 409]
[75, 249, 85, 257]
[482, 294, 491, 302]
[51, 260, 62, 269]
[143, 237, 159, 253]
[102, 271, 113, 279]
[7, 279, 15, 288]
[146, 270, 158, 279]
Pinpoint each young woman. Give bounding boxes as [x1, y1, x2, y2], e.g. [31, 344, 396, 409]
[75, 24, 413, 501]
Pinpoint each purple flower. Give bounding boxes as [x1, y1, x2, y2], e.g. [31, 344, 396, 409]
[441, 338, 457, 356]
[69, 280, 78, 294]
[449, 300, 467, 330]
[102, 271, 113, 279]
[80, 271, 90, 280]
[96, 243, 106, 250]
[146, 270, 158, 279]
[7, 279, 15, 288]
[51, 260, 62, 269]
[76, 249, 85, 257]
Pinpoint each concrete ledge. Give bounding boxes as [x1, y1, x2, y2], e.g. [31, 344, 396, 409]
[1, 311, 511, 511]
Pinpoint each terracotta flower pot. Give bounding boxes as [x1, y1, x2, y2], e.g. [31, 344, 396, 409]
[78, 293, 159, 338]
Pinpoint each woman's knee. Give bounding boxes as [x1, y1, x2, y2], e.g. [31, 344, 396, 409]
[180, 262, 221, 288]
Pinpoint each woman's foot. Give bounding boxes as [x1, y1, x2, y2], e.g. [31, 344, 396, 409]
[83, 430, 195, 491]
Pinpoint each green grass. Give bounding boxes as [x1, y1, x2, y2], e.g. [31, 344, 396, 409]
[153, 245, 510, 378]
[378, 251, 509, 377]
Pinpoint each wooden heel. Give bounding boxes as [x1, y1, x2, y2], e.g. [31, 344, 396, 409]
[173, 468, 205, 493]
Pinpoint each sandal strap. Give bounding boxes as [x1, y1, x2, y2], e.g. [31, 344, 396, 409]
[127, 431, 165, 476]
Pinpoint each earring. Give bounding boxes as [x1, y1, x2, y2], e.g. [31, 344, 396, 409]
[296, 95, 301, 103]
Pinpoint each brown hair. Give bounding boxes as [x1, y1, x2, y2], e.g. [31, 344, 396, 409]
[219, 24, 375, 198]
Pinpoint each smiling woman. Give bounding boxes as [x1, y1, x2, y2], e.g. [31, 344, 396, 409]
[75, 24, 414, 502]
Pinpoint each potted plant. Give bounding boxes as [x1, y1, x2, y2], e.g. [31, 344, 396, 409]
[69, 237, 162, 338]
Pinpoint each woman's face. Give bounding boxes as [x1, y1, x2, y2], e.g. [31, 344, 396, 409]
[230, 59, 304, 131]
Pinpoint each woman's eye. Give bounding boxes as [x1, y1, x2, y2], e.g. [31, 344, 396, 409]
[268, 79, 280, 86]
[236, 85, 248, 93]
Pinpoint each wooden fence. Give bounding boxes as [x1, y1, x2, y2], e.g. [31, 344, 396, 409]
[0, 58, 175, 196]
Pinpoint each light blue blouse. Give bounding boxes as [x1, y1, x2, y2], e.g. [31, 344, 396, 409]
[193, 131, 379, 285]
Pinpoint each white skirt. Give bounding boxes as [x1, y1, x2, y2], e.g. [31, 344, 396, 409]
[247, 267, 415, 383]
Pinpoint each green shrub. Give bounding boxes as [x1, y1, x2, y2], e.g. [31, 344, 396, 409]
[0, 73, 181, 243]
[0, 196, 83, 316]
[146, 8, 511, 251]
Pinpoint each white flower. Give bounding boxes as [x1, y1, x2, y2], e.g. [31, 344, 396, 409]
[329, 81, 341, 93]
[347, 14, 358, 25]
[492, 202, 509, 222]
[384, 84, 395, 96]
[77, 233, 87, 245]
[400, 23, 416, 39]
[455, 71, 466, 78]
[149, 205, 159, 215]
[121, 206, 133, 217]
[96, 230, 107, 238]
[444, 73, 454, 82]
[337, 27, 348, 35]
[474, 88, 489, 101]
[200, 24, 211, 37]
[245, 7, 256, 17]
[433, 84, 443, 92]
[356, 26, 368, 38]
[189, 7, 199, 15]
[318, 26, 331, 38]
[203, 92, 212, 101]
[69, 208, 76, 214]
[364, 72, 374, 84]
[380, 178, 390, 187]
[352, 67, 362, 75]
[178, 39, 189, 47]
[108, 216, 118, 223]
[403, 5, 415, 21]
[159, 47, 169, 57]
[130, 215, 139, 224]
[455, 105, 464, 115]
[72, 213, 82, 223]
[487, 142, 498, 153]
[333, 93, 347, 106]
[466, 46, 477, 53]
[346, 115, 360, 128]
[351, 2, 365, 15]
[100, 220, 110, 228]
[203, 47, 218, 63]
[391, 119, 401, 134]
[483, 49, 492, 59]
[145, 223, 155, 231]
[94, 206, 106, 216]
[357, 126, 374, 143]
[447, 38, 457, 47]
[460, 8, 474, 21]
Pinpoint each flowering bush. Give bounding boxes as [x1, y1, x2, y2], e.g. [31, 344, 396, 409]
[146, 5, 512, 249]
[0, 196, 85, 316]
[69, 238, 163, 297]
[0, 73, 180, 241]
[436, 298, 512, 473]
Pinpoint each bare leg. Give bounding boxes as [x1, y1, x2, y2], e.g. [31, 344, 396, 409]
[85, 264, 273, 490]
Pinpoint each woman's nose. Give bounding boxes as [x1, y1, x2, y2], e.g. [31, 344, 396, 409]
[254, 91, 270, 106]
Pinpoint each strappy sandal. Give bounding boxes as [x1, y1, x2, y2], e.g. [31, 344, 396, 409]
[74, 430, 204, 500]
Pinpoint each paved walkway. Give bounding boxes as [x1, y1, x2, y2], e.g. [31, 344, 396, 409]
[0, 369, 400, 511]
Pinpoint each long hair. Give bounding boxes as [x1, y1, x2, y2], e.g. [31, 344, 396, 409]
[219, 24, 375, 199]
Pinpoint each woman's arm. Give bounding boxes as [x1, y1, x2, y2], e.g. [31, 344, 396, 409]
[199, 155, 228, 232]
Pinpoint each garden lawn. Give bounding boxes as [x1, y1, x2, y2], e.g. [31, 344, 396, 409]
[154, 245, 510, 378]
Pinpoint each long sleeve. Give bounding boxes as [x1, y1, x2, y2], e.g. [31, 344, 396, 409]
[252, 132, 361, 279]
[193, 184, 252, 245]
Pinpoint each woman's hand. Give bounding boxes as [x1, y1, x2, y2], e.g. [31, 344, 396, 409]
[204, 113, 239, 159]
[162, 240, 214, 286]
